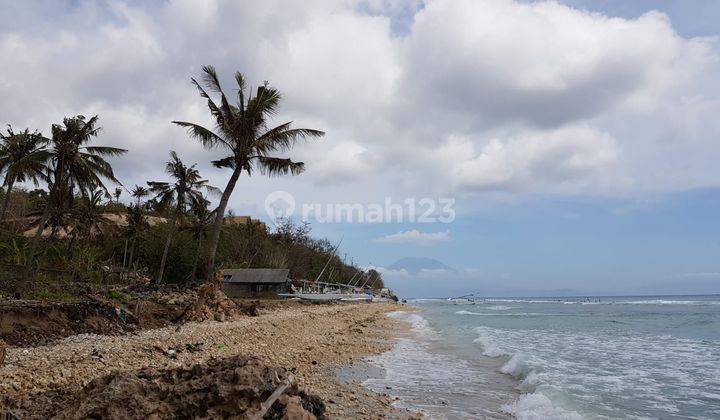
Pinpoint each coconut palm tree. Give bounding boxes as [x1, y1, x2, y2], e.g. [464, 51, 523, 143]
[130, 185, 149, 207]
[69, 189, 110, 241]
[124, 203, 148, 270]
[0, 126, 48, 222]
[29, 115, 126, 260]
[113, 187, 122, 204]
[125, 185, 149, 268]
[173, 66, 324, 278]
[184, 197, 215, 281]
[148, 151, 217, 284]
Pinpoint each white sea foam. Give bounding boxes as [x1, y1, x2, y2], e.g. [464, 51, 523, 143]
[501, 354, 529, 378]
[502, 393, 583, 420]
[369, 311, 516, 418]
[407, 298, 446, 303]
[621, 299, 720, 305]
[473, 334, 506, 357]
[478, 298, 720, 306]
[456, 310, 566, 317]
[487, 305, 512, 310]
[519, 372, 541, 393]
[484, 298, 558, 304]
[389, 298, 720, 418]
[472, 323, 720, 419]
[472, 326, 587, 418]
[387, 311, 436, 339]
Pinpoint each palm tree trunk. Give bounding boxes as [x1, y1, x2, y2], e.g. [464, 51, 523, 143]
[155, 215, 177, 285]
[128, 238, 135, 269]
[0, 177, 16, 223]
[204, 167, 241, 278]
[25, 207, 51, 274]
[122, 238, 129, 274]
[67, 232, 76, 252]
[190, 235, 203, 282]
[27, 170, 65, 269]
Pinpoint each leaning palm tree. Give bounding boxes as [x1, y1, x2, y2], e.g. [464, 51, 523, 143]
[29, 116, 126, 258]
[173, 66, 324, 279]
[0, 126, 48, 222]
[148, 151, 217, 284]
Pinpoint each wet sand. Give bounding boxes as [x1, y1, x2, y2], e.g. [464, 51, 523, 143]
[1, 302, 418, 418]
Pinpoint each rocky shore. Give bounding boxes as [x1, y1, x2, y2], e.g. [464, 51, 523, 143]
[1, 302, 418, 419]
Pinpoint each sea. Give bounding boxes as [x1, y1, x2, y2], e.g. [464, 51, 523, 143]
[362, 295, 720, 419]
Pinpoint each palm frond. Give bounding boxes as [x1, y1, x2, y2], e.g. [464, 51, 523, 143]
[201, 65, 234, 123]
[191, 78, 225, 126]
[211, 155, 236, 169]
[235, 71, 246, 112]
[77, 115, 102, 144]
[255, 156, 305, 177]
[203, 184, 222, 198]
[172, 121, 229, 149]
[131, 185, 148, 198]
[255, 124, 324, 154]
[83, 146, 128, 157]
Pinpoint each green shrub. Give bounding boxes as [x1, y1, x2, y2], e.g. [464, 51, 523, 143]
[107, 290, 130, 303]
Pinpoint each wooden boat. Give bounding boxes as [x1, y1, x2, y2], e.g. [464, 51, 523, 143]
[278, 292, 372, 302]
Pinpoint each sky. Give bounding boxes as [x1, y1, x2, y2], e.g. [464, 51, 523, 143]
[1, 0, 719, 297]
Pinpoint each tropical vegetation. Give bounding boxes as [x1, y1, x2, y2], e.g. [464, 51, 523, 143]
[0, 66, 383, 300]
[148, 151, 217, 284]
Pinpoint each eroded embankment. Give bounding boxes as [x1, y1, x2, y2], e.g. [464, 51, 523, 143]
[4, 355, 326, 419]
[1, 302, 406, 419]
[0, 289, 277, 347]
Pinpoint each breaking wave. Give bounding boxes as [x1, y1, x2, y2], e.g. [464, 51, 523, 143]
[471, 323, 720, 420]
[473, 327, 585, 419]
[456, 310, 567, 317]
[480, 298, 720, 306]
[502, 393, 584, 420]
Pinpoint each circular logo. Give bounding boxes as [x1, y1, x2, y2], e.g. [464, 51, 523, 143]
[264, 191, 296, 222]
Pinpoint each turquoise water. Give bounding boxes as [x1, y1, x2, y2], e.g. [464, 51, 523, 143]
[364, 295, 720, 419]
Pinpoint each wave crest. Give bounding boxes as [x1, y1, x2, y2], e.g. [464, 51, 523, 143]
[502, 393, 583, 420]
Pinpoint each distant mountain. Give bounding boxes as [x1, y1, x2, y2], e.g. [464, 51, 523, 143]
[387, 257, 454, 274]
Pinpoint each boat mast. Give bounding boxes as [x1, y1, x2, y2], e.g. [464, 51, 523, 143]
[315, 237, 343, 283]
[360, 271, 371, 288]
[346, 270, 361, 288]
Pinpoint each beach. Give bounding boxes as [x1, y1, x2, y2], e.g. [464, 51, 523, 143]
[1, 302, 419, 419]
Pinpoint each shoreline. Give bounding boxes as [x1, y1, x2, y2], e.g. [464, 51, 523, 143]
[1, 302, 417, 418]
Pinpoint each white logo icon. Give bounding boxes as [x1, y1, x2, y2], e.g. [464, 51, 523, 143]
[265, 191, 296, 222]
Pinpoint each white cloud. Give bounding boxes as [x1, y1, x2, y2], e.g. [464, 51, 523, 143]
[374, 229, 451, 246]
[450, 124, 619, 192]
[0, 0, 718, 212]
[402, 0, 715, 126]
[300, 140, 373, 185]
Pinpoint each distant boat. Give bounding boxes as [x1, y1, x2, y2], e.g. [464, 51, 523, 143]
[448, 294, 479, 305]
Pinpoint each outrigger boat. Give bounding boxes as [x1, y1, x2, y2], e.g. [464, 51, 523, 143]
[447, 293, 480, 305]
[278, 239, 392, 302]
[278, 279, 378, 302]
[278, 239, 368, 302]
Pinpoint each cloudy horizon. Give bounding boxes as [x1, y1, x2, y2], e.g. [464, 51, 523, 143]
[2, 0, 719, 297]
